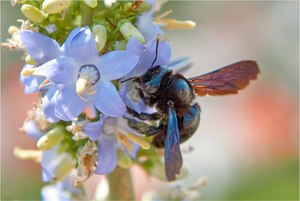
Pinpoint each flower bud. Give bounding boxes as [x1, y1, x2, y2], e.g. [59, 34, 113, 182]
[83, 0, 98, 8]
[92, 25, 107, 52]
[25, 54, 37, 65]
[120, 22, 146, 44]
[37, 127, 64, 150]
[42, 0, 71, 14]
[117, 150, 132, 169]
[53, 153, 76, 181]
[21, 4, 45, 23]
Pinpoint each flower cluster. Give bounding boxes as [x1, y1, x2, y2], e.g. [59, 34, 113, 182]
[3, 0, 196, 200]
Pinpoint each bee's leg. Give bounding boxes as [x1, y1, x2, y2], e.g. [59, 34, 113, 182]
[125, 117, 166, 136]
[126, 106, 161, 121]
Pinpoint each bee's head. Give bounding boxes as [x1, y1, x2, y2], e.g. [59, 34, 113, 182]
[139, 65, 171, 94]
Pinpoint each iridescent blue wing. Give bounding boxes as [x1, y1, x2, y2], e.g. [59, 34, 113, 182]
[164, 107, 183, 181]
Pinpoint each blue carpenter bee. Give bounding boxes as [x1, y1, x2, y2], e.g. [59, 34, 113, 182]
[123, 39, 260, 181]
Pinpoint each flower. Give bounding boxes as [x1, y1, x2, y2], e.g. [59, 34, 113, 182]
[82, 115, 149, 174]
[20, 27, 65, 122]
[66, 118, 89, 141]
[33, 27, 139, 120]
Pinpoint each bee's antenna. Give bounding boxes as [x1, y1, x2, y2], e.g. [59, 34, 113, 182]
[151, 38, 159, 68]
[120, 76, 139, 83]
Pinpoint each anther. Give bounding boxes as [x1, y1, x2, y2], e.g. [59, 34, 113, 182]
[21, 67, 36, 76]
[115, 131, 133, 152]
[126, 133, 150, 150]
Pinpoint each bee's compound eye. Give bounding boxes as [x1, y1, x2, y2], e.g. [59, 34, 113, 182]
[178, 88, 190, 102]
[172, 79, 192, 103]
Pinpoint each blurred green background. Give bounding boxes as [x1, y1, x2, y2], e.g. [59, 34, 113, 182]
[1, 1, 299, 200]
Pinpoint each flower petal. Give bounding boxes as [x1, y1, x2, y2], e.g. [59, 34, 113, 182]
[126, 37, 144, 56]
[95, 138, 117, 174]
[23, 120, 44, 140]
[41, 147, 60, 182]
[20, 65, 45, 94]
[69, 27, 99, 65]
[43, 87, 60, 123]
[93, 81, 126, 117]
[54, 86, 86, 121]
[98, 51, 139, 81]
[20, 30, 62, 64]
[61, 27, 83, 57]
[34, 57, 77, 85]
[136, 16, 158, 42]
[127, 39, 172, 77]
[83, 116, 104, 141]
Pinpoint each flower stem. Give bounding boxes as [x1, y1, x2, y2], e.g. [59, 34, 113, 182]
[107, 166, 135, 200]
[81, 2, 94, 26]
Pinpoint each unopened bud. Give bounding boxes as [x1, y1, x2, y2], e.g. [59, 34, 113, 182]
[117, 150, 133, 169]
[120, 22, 146, 44]
[21, 4, 45, 23]
[53, 153, 76, 181]
[83, 0, 98, 8]
[37, 127, 64, 150]
[92, 25, 107, 52]
[25, 54, 37, 65]
[42, 0, 71, 14]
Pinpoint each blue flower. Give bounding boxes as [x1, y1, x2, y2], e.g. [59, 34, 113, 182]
[20, 28, 69, 122]
[137, 0, 163, 42]
[83, 115, 143, 174]
[33, 27, 139, 120]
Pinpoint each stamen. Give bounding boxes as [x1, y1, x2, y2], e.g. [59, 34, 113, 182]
[126, 133, 150, 150]
[155, 10, 173, 20]
[115, 130, 133, 152]
[155, 19, 196, 30]
[76, 77, 88, 96]
[76, 64, 100, 101]
[13, 147, 41, 163]
[21, 68, 36, 76]
[38, 78, 51, 89]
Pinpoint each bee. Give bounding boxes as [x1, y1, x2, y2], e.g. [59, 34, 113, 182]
[123, 39, 260, 181]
